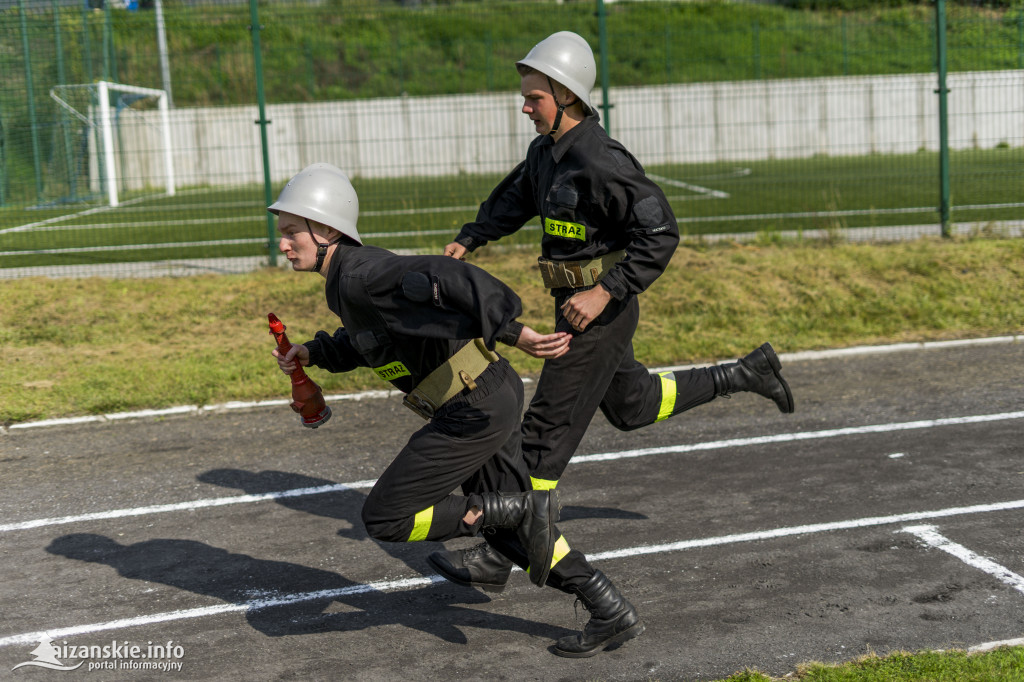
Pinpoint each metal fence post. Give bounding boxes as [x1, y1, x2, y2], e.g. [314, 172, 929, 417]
[842, 16, 849, 75]
[596, 0, 611, 134]
[1018, 8, 1023, 69]
[752, 20, 761, 79]
[18, 0, 43, 202]
[80, 2, 94, 83]
[103, 1, 114, 81]
[54, 0, 77, 200]
[249, 0, 276, 267]
[935, 0, 950, 238]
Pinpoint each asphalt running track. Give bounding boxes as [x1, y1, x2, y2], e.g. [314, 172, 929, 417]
[1, 338, 1022, 681]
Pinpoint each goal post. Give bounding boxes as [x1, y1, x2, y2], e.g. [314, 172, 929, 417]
[49, 81, 175, 208]
[96, 81, 175, 207]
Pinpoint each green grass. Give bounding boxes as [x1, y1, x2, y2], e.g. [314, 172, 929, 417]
[2, 236, 1023, 425]
[3, 147, 1023, 269]
[716, 646, 1024, 681]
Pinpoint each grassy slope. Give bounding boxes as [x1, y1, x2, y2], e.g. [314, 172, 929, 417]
[2, 237, 1023, 425]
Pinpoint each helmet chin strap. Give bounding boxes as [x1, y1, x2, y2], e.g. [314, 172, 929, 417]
[305, 218, 344, 273]
[546, 76, 567, 135]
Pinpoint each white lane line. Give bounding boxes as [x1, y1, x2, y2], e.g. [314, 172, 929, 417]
[591, 499, 1024, 562]
[903, 525, 1024, 595]
[970, 637, 1024, 653]
[574, 410, 1024, 464]
[5, 335, 1020, 433]
[3, 410, 1023, 534]
[2, 499, 1023, 649]
[0, 480, 377, 533]
[0, 575, 442, 648]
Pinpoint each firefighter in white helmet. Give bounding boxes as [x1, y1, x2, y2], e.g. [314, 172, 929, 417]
[269, 163, 644, 657]
[434, 32, 795, 650]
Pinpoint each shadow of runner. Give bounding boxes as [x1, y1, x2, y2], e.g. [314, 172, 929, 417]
[45, 534, 574, 643]
[195, 469, 438, 571]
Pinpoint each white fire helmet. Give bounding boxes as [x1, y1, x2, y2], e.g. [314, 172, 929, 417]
[516, 31, 596, 114]
[268, 163, 361, 245]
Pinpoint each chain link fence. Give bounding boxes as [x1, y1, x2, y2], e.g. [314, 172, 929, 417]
[1, 0, 1022, 277]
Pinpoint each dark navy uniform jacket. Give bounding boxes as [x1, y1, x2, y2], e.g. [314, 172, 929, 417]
[303, 245, 524, 395]
[454, 113, 680, 301]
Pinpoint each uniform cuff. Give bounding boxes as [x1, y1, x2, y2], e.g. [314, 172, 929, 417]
[456, 234, 481, 251]
[599, 277, 626, 301]
[302, 338, 324, 368]
[497, 321, 524, 347]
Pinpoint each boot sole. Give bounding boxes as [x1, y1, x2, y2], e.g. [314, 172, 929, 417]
[553, 620, 646, 658]
[758, 343, 795, 414]
[425, 554, 509, 593]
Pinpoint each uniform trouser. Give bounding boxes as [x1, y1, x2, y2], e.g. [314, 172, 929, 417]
[361, 358, 595, 592]
[522, 291, 717, 486]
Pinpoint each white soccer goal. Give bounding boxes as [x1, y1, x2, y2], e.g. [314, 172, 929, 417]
[49, 81, 175, 207]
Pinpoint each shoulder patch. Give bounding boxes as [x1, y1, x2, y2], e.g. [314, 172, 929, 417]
[401, 272, 432, 303]
[633, 196, 665, 228]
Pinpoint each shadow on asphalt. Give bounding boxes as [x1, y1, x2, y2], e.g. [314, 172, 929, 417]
[45, 533, 576, 643]
[43, 468, 651, 645]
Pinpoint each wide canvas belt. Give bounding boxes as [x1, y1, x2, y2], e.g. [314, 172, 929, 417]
[537, 249, 625, 290]
[403, 338, 499, 419]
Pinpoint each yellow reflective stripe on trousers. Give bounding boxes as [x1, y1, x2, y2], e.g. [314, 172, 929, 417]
[655, 371, 677, 422]
[530, 476, 558, 491]
[526, 535, 571, 578]
[550, 535, 570, 568]
[407, 506, 433, 542]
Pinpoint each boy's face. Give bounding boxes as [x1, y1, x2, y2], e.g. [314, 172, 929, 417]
[520, 71, 562, 136]
[276, 212, 321, 272]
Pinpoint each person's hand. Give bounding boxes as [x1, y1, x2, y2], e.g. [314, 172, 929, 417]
[514, 327, 571, 359]
[272, 343, 310, 374]
[443, 242, 468, 260]
[560, 286, 612, 332]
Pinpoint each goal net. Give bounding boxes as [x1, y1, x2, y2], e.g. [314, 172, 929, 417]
[48, 81, 175, 207]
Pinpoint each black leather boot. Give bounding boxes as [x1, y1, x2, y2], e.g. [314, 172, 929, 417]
[427, 541, 513, 593]
[474, 491, 558, 587]
[554, 570, 644, 658]
[711, 342, 794, 413]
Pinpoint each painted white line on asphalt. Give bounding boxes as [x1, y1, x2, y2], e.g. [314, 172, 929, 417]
[3, 410, 1023, 534]
[3, 335, 1019, 433]
[903, 525, 1024, 595]
[3, 500, 1024, 649]
[573, 410, 1024, 464]
[589, 499, 1024, 562]
[969, 637, 1024, 653]
[0, 575, 443, 648]
[0, 480, 378, 533]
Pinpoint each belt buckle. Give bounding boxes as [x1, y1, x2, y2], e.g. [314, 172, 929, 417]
[403, 389, 437, 420]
